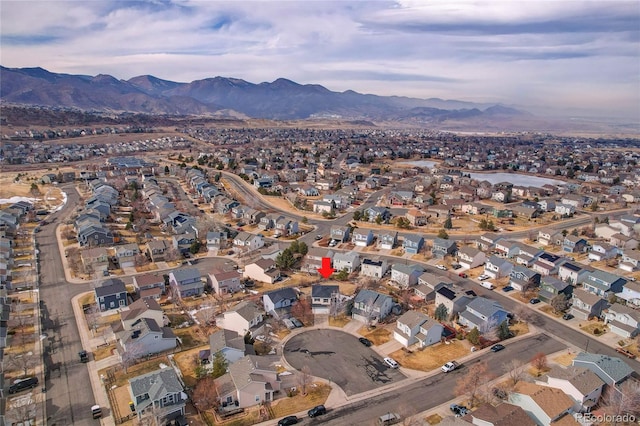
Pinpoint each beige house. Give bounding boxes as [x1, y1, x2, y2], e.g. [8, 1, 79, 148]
[214, 355, 281, 410]
[243, 259, 281, 284]
[217, 301, 264, 337]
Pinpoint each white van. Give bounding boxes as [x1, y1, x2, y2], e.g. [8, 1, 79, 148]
[480, 281, 494, 290]
[378, 413, 401, 425]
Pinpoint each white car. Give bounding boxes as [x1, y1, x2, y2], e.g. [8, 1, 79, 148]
[436, 265, 447, 271]
[441, 361, 460, 373]
[384, 357, 399, 369]
[478, 274, 490, 281]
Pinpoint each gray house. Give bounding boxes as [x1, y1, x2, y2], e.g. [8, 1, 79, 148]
[403, 234, 424, 254]
[169, 268, 204, 298]
[458, 297, 509, 333]
[432, 238, 457, 259]
[572, 353, 634, 386]
[208, 328, 246, 365]
[128, 368, 186, 424]
[330, 225, 351, 243]
[118, 317, 177, 358]
[352, 289, 394, 324]
[95, 279, 128, 312]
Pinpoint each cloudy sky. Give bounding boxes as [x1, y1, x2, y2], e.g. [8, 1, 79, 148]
[1, 0, 639, 119]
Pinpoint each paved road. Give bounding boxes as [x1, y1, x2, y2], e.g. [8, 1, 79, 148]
[284, 330, 405, 396]
[36, 184, 96, 426]
[297, 334, 566, 426]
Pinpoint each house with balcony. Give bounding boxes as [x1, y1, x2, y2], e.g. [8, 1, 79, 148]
[333, 251, 360, 273]
[217, 301, 265, 337]
[538, 276, 573, 303]
[169, 268, 204, 298]
[570, 288, 609, 320]
[484, 255, 513, 279]
[432, 238, 457, 259]
[311, 285, 340, 315]
[458, 297, 509, 333]
[214, 355, 281, 410]
[352, 229, 374, 247]
[457, 246, 486, 270]
[352, 289, 394, 324]
[208, 269, 242, 295]
[508, 265, 541, 292]
[579, 270, 627, 298]
[360, 258, 388, 279]
[393, 310, 443, 348]
[378, 231, 398, 250]
[128, 368, 186, 424]
[603, 303, 640, 338]
[537, 366, 604, 413]
[390, 263, 424, 288]
[403, 234, 424, 254]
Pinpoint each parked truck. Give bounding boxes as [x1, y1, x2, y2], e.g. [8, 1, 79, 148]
[441, 361, 460, 373]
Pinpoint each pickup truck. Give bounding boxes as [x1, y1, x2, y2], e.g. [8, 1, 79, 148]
[441, 361, 460, 373]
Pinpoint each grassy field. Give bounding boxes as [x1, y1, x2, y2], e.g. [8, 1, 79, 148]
[270, 382, 331, 418]
[357, 326, 392, 345]
[390, 339, 471, 371]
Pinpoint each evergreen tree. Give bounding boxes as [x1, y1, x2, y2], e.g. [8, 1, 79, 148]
[437, 228, 449, 239]
[211, 351, 228, 379]
[434, 303, 449, 321]
[444, 216, 453, 229]
[276, 248, 296, 270]
[496, 320, 511, 340]
[467, 327, 481, 345]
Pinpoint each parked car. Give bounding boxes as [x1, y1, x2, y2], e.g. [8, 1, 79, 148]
[308, 405, 327, 417]
[278, 415, 298, 426]
[384, 357, 399, 369]
[291, 318, 303, 328]
[562, 313, 574, 320]
[458, 272, 468, 278]
[502, 286, 514, 292]
[79, 350, 89, 363]
[9, 376, 38, 394]
[441, 361, 460, 373]
[377, 412, 401, 425]
[529, 298, 541, 304]
[91, 405, 102, 419]
[478, 274, 490, 281]
[315, 234, 323, 240]
[436, 265, 447, 271]
[450, 404, 469, 417]
[490, 344, 505, 352]
[452, 264, 462, 270]
[359, 337, 373, 347]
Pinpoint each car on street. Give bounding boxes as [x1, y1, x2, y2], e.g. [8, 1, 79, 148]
[384, 357, 399, 369]
[315, 234, 323, 240]
[359, 337, 373, 347]
[308, 405, 327, 418]
[562, 313, 574, 320]
[458, 272, 468, 278]
[278, 415, 298, 426]
[450, 404, 469, 417]
[79, 350, 89, 363]
[530, 298, 541, 304]
[291, 318, 303, 328]
[502, 286, 514, 292]
[490, 344, 505, 352]
[436, 265, 447, 271]
[9, 376, 39, 394]
[441, 361, 460, 373]
[478, 274, 490, 281]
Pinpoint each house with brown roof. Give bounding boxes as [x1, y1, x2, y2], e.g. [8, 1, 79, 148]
[465, 402, 536, 426]
[509, 382, 576, 425]
[208, 270, 242, 295]
[214, 355, 281, 410]
[536, 366, 604, 413]
[570, 288, 609, 321]
[146, 239, 170, 262]
[243, 259, 281, 284]
[132, 273, 165, 300]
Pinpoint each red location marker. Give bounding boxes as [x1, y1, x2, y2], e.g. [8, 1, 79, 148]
[317, 257, 335, 279]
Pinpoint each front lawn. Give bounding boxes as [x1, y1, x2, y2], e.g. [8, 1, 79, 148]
[390, 339, 471, 371]
[270, 382, 331, 418]
[357, 326, 392, 345]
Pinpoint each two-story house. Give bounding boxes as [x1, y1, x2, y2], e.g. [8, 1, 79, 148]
[351, 290, 394, 324]
[393, 310, 443, 348]
[207, 328, 246, 365]
[537, 229, 563, 246]
[360, 258, 389, 279]
[146, 239, 170, 262]
[114, 243, 140, 268]
[570, 288, 609, 320]
[378, 231, 398, 250]
[494, 239, 520, 258]
[537, 366, 604, 413]
[516, 244, 544, 267]
[457, 246, 486, 270]
[532, 252, 566, 276]
[403, 234, 424, 254]
[333, 251, 360, 273]
[434, 286, 474, 321]
[603, 303, 640, 338]
[132, 273, 165, 300]
[330, 225, 350, 243]
[579, 270, 627, 298]
[390, 263, 424, 288]
[572, 352, 634, 386]
[405, 209, 430, 226]
[208, 269, 243, 295]
[169, 268, 204, 298]
[206, 231, 227, 251]
[563, 235, 588, 253]
[81, 247, 110, 274]
[476, 232, 503, 252]
[233, 232, 265, 252]
[217, 301, 265, 337]
[538, 276, 573, 304]
[588, 243, 617, 263]
[509, 382, 574, 425]
[95, 279, 128, 312]
[351, 229, 374, 247]
[311, 285, 340, 315]
[244, 259, 280, 284]
[484, 255, 513, 279]
[619, 249, 640, 272]
[128, 368, 186, 424]
[617, 280, 640, 307]
[432, 238, 457, 259]
[458, 297, 509, 333]
[509, 265, 541, 292]
[118, 316, 177, 358]
[214, 355, 281, 410]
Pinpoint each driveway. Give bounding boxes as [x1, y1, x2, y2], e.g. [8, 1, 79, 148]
[283, 329, 405, 396]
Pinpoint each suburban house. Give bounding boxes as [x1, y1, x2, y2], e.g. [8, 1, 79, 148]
[262, 287, 298, 316]
[494, 239, 520, 258]
[81, 247, 110, 274]
[378, 231, 398, 250]
[274, 217, 299, 237]
[114, 243, 140, 268]
[365, 206, 390, 223]
[477, 232, 503, 251]
[406, 208, 430, 226]
[117, 298, 165, 332]
[214, 355, 281, 410]
[414, 273, 451, 301]
[537, 366, 604, 413]
[303, 247, 334, 274]
[434, 286, 474, 321]
[217, 301, 264, 337]
[172, 232, 196, 254]
[538, 276, 573, 304]
[118, 317, 177, 358]
[572, 352, 634, 386]
[538, 229, 563, 246]
[509, 382, 575, 425]
[352, 289, 394, 324]
[432, 238, 457, 259]
[617, 280, 640, 306]
[360, 258, 389, 279]
[311, 285, 340, 315]
[95, 279, 128, 312]
[233, 232, 265, 252]
[458, 297, 509, 333]
[579, 270, 627, 297]
[207, 328, 246, 365]
[128, 368, 186, 424]
[403, 234, 424, 254]
[532, 252, 566, 276]
[351, 229, 374, 247]
[465, 403, 536, 426]
[132, 273, 165, 300]
[563, 235, 588, 253]
[484, 255, 514, 279]
[208, 269, 242, 295]
[243, 259, 280, 284]
[390, 263, 424, 288]
[393, 310, 443, 348]
[588, 243, 618, 262]
[206, 231, 227, 251]
[516, 244, 543, 267]
[457, 246, 486, 270]
[169, 268, 204, 298]
[333, 251, 360, 273]
[603, 303, 640, 338]
[570, 288, 609, 320]
[619, 249, 640, 272]
[146, 239, 170, 262]
[329, 225, 350, 243]
[508, 265, 541, 292]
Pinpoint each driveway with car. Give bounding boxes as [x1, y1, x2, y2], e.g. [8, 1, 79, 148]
[283, 329, 405, 396]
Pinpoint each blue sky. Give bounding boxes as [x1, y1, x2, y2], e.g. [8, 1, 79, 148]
[1, 0, 639, 119]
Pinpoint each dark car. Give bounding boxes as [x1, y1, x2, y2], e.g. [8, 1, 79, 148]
[529, 298, 541, 304]
[278, 415, 298, 426]
[291, 318, 303, 328]
[490, 344, 505, 352]
[359, 337, 373, 347]
[308, 405, 327, 417]
[9, 376, 39, 394]
[450, 404, 469, 417]
[79, 350, 89, 363]
[502, 286, 514, 292]
[562, 313, 574, 320]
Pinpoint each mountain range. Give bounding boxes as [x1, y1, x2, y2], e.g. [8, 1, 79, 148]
[0, 66, 526, 124]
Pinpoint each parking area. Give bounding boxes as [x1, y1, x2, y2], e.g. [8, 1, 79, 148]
[283, 329, 405, 396]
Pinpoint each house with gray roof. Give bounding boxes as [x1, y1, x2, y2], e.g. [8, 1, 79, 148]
[214, 355, 281, 410]
[572, 353, 634, 386]
[617, 280, 640, 307]
[570, 288, 609, 321]
[128, 367, 186, 423]
[360, 258, 389, 279]
[458, 297, 509, 333]
[378, 231, 398, 250]
[432, 238, 457, 259]
[217, 301, 265, 338]
[537, 366, 605, 413]
[352, 289, 394, 324]
[95, 279, 128, 312]
[263, 287, 298, 317]
[329, 225, 351, 243]
[311, 285, 340, 315]
[434, 286, 474, 320]
[351, 229, 374, 247]
[579, 269, 627, 297]
[390, 263, 424, 288]
[393, 310, 443, 348]
[207, 328, 246, 365]
[538, 276, 573, 303]
[118, 317, 177, 358]
[509, 264, 541, 292]
[333, 251, 360, 273]
[403, 234, 424, 254]
[603, 303, 640, 338]
[169, 268, 204, 298]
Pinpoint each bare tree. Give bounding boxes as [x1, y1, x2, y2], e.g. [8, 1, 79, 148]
[531, 352, 548, 375]
[504, 359, 526, 388]
[455, 361, 492, 407]
[601, 380, 640, 418]
[329, 293, 346, 318]
[291, 298, 314, 326]
[550, 294, 570, 314]
[6, 351, 36, 376]
[121, 342, 145, 374]
[297, 365, 313, 396]
[193, 376, 219, 411]
[513, 305, 535, 324]
[85, 304, 101, 337]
